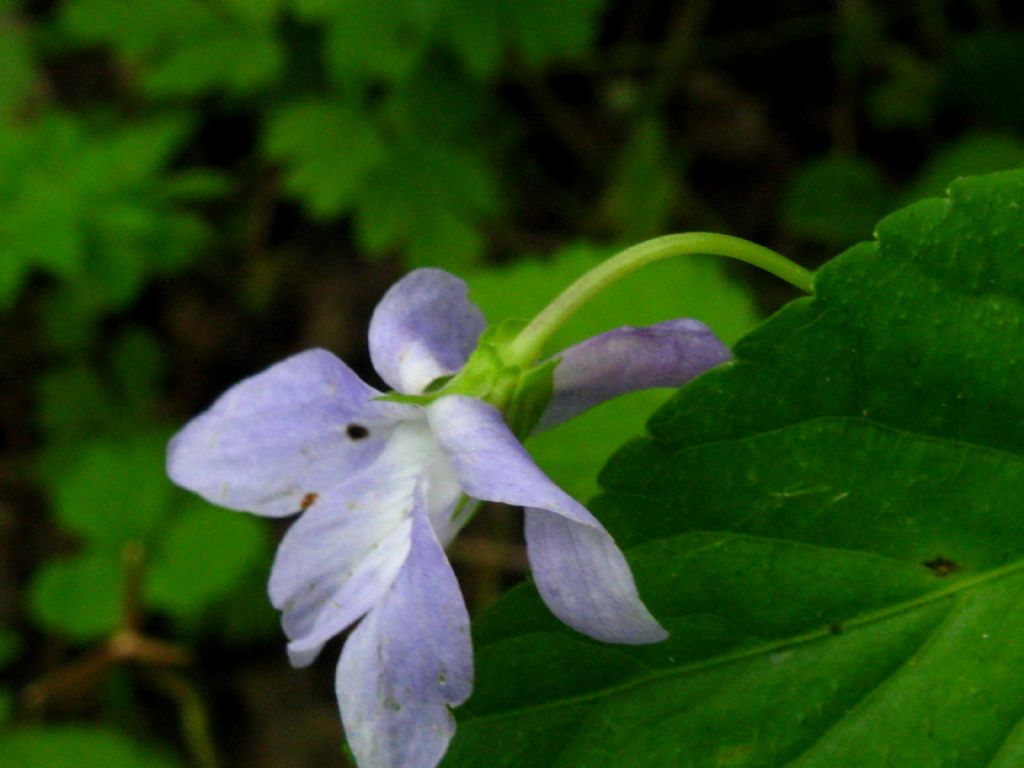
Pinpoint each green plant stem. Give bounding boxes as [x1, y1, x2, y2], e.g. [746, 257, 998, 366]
[506, 232, 814, 364]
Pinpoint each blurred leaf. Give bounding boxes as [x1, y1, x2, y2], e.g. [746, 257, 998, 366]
[442, 0, 604, 75]
[38, 286, 101, 351]
[28, 551, 122, 641]
[0, 627, 20, 667]
[111, 327, 167, 407]
[383, 61, 490, 141]
[61, 0, 283, 97]
[357, 138, 499, 268]
[833, 0, 884, 77]
[162, 169, 231, 201]
[317, 0, 436, 86]
[439, 1, 505, 78]
[501, 0, 605, 68]
[145, 31, 280, 96]
[944, 30, 1024, 130]
[0, 690, 11, 724]
[0, 112, 214, 309]
[0, 13, 36, 118]
[906, 133, 1024, 202]
[781, 155, 893, 247]
[265, 100, 384, 217]
[0, 116, 84, 302]
[52, 433, 174, 547]
[0, 726, 183, 768]
[144, 501, 270, 621]
[467, 242, 760, 500]
[603, 117, 681, 240]
[37, 366, 116, 442]
[212, 566, 280, 644]
[868, 50, 938, 130]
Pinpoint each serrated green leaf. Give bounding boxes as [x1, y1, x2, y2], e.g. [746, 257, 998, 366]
[781, 154, 893, 247]
[467, 241, 760, 501]
[0, 726, 183, 768]
[144, 501, 270, 621]
[28, 551, 122, 642]
[265, 100, 384, 217]
[445, 170, 1024, 766]
[52, 433, 174, 546]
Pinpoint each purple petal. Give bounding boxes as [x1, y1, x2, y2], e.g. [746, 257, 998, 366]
[167, 349, 415, 518]
[336, 481, 472, 768]
[427, 396, 666, 644]
[538, 319, 731, 430]
[524, 507, 667, 644]
[270, 420, 462, 667]
[368, 269, 486, 395]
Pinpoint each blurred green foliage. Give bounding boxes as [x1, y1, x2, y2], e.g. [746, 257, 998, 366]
[0, 114, 220, 310]
[782, 135, 1024, 248]
[0, 628, 19, 724]
[29, 431, 270, 642]
[2, 0, 1023, 765]
[0, 727, 183, 768]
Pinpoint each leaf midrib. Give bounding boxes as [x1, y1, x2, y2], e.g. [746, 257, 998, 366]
[461, 543, 1024, 726]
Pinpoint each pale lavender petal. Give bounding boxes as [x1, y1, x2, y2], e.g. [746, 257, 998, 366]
[525, 507, 667, 644]
[426, 396, 666, 644]
[538, 319, 730, 430]
[270, 420, 462, 667]
[167, 349, 415, 518]
[336, 482, 472, 768]
[368, 269, 486, 395]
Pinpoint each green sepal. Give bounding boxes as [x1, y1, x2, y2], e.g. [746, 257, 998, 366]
[375, 391, 433, 406]
[504, 358, 558, 439]
[430, 318, 531, 404]
[375, 317, 544, 414]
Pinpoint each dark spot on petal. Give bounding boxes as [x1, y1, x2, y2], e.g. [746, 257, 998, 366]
[346, 424, 370, 440]
[383, 697, 401, 712]
[829, 622, 843, 635]
[300, 492, 318, 511]
[923, 556, 959, 577]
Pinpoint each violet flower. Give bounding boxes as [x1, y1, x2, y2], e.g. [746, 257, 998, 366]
[167, 268, 729, 768]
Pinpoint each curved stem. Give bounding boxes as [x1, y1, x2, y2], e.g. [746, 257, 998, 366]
[506, 232, 813, 364]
